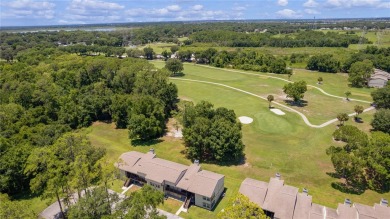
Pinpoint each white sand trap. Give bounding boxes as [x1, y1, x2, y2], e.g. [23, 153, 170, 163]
[270, 108, 285, 115]
[239, 116, 253, 124]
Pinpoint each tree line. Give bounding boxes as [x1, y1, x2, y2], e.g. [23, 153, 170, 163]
[327, 84, 390, 193]
[0, 51, 177, 197]
[189, 30, 366, 48]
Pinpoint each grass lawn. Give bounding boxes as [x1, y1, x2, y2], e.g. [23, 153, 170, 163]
[158, 198, 183, 214]
[85, 62, 388, 218]
[153, 61, 373, 125]
[135, 42, 177, 54]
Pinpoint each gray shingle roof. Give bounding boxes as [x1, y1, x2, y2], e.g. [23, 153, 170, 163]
[293, 193, 312, 219]
[239, 177, 390, 219]
[117, 151, 224, 197]
[239, 178, 269, 207]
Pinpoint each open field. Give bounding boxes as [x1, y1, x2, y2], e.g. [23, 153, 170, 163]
[153, 61, 373, 125]
[134, 42, 177, 54]
[82, 60, 388, 218]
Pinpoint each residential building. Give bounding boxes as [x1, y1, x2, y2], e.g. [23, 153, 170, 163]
[239, 175, 390, 219]
[368, 69, 390, 88]
[116, 149, 225, 210]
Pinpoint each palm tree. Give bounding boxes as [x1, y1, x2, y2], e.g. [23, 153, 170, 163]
[267, 95, 274, 108]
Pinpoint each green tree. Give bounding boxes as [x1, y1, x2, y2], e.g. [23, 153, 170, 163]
[371, 109, 390, 134]
[161, 50, 171, 61]
[371, 84, 390, 109]
[143, 47, 154, 60]
[170, 45, 179, 54]
[364, 131, 390, 192]
[128, 95, 166, 140]
[67, 186, 119, 219]
[114, 185, 165, 219]
[345, 91, 352, 101]
[337, 113, 349, 126]
[218, 193, 267, 219]
[25, 133, 105, 218]
[182, 101, 244, 163]
[354, 105, 364, 120]
[317, 77, 323, 84]
[267, 95, 274, 108]
[0, 193, 35, 219]
[165, 58, 184, 76]
[283, 80, 307, 104]
[348, 59, 374, 87]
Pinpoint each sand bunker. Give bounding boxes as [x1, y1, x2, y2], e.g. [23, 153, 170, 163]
[270, 108, 285, 115]
[239, 116, 253, 124]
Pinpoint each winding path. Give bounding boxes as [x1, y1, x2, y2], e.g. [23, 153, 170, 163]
[193, 64, 372, 104]
[170, 77, 375, 128]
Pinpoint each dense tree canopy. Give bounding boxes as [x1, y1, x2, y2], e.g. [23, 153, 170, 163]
[348, 60, 374, 87]
[371, 84, 390, 109]
[0, 50, 177, 197]
[218, 193, 267, 219]
[371, 109, 390, 134]
[306, 54, 340, 73]
[327, 126, 390, 192]
[165, 58, 184, 76]
[182, 101, 245, 163]
[283, 80, 307, 103]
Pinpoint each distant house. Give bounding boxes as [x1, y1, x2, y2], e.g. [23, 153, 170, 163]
[116, 149, 225, 210]
[368, 69, 390, 88]
[239, 175, 390, 219]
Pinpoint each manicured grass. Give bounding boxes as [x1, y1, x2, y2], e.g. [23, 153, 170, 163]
[85, 74, 387, 218]
[153, 61, 372, 124]
[75, 60, 388, 218]
[135, 42, 177, 54]
[158, 198, 183, 214]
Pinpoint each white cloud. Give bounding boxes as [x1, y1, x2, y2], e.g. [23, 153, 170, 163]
[303, 0, 319, 8]
[2, 0, 55, 19]
[276, 9, 302, 18]
[166, 5, 181, 12]
[233, 6, 246, 11]
[277, 0, 289, 6]
[62, 0, 124, 23]
[69, 0, 124, 10]
[192, 4, 204, 11]
[125, 5, 230, 22]
[305, 9, 320, 14]
[378, 2, 390, 8]
[325, 0, 381, 8]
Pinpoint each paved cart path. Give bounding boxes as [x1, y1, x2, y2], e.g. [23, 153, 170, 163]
[170, 77, 375, 128]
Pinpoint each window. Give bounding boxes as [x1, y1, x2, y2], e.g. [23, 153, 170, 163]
[203, 196, 210, 201]
[203, 202, 210, 208]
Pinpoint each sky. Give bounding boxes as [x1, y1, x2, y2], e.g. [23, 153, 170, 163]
[0, 0, 389, 26]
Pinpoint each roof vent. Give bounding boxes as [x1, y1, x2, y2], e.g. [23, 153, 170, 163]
[380, 198, 388, 206]
[344, 199, 352, 206]
[303, 188, 308, 195]
[149, 148, 155, 154]
[275, 173, 281, 179]
[194, 159, 200, 166]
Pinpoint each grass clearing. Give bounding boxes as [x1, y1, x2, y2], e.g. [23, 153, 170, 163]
[134, 42, 177, 54]
[153, 61, 373, 124]
[158, 198, 183, 214]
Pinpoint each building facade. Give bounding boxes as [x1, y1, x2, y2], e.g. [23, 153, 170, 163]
[239, 175, 390, 219]
[116, 149, 225, 210]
